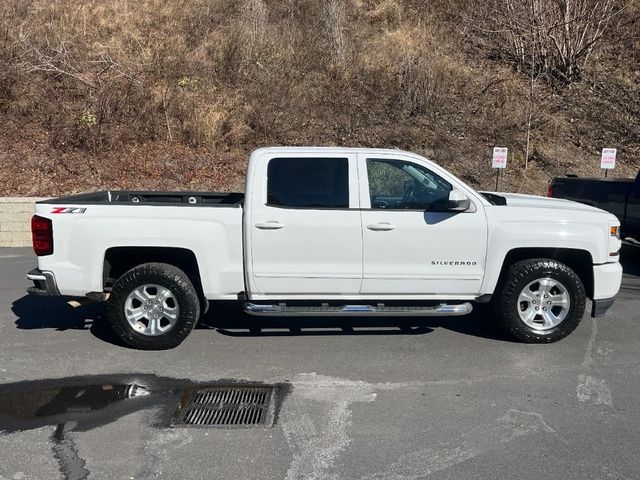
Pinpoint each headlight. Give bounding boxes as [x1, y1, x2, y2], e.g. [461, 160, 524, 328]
[610, 225, 620, 239]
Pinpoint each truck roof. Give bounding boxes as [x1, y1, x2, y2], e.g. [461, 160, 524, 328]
[250, 146, 425, 157]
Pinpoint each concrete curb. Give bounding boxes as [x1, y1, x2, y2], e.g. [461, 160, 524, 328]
[0, 197, 47, 247]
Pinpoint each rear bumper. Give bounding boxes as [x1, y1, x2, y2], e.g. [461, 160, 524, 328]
[26, 268, 60, 296]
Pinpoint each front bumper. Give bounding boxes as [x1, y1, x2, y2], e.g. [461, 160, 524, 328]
[593, 262, 623, 299]
[26, 268, 60, 296]
[591, 297, 616, 317]
[590, 262, 622, 317]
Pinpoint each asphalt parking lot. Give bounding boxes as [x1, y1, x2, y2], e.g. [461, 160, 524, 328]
[1, 247, 639, 480]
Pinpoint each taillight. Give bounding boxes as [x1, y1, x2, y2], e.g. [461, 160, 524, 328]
[547, 184, 553, 197]
[31, 215, 53, 256]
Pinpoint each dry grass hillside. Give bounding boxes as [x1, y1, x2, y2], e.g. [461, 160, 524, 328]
[0, 0, 638, 196]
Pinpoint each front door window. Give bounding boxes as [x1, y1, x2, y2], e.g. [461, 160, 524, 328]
[367, 159, 452, 211]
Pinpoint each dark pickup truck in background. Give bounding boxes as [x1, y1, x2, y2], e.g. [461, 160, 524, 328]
[549, 170, 640, 244]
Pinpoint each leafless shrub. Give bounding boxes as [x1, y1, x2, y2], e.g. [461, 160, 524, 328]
[241, 0, 267, 59]
[366, 0, 403, 27]
[398, 51, 440, 117]
[15, 35, 151, 149]
[477, 0, 625, 84]
[324, 0, 347, 63]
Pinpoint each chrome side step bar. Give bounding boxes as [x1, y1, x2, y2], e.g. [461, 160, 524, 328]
[243, 302, 473, 317]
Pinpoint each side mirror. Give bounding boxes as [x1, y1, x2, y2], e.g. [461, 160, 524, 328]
[447, 190, 470, 211]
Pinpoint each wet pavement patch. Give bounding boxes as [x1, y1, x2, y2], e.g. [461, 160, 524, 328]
[0, 374, 189, 434]
[51, 423, 90, 480]
[0, 374, 287, 433]
[0, 374, 288, 480]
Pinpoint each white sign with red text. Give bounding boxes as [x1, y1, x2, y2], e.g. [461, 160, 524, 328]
[492, 147, 508, 169]
[600, 148, 616, 170]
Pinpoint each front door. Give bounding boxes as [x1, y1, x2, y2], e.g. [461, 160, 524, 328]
[248, 154, 362, 296]
[359, 154, 487, 296]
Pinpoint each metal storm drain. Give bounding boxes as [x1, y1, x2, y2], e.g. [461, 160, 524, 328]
[174, 384, 277, 428]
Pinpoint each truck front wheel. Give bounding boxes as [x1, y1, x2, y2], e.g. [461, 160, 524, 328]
[493, 258, 586, 343]
[107, 262, 201, 350]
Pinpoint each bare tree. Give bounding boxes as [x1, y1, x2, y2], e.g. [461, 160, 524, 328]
[478, 0, 625, 83]
[241, 0, 267, 59]
[324, 0, 347, 63]
[524, 48, 543, 169]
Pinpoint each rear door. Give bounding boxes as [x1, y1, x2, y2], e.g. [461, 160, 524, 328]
[358, 153, 488, 296]
[247, 153, 362, 296]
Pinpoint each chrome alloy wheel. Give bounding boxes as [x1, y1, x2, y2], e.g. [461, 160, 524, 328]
[517, 277, 570, 330]
[124, 284, 180, 336]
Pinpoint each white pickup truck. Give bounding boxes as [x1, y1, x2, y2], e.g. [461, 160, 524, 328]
[27, 147, 623, 349]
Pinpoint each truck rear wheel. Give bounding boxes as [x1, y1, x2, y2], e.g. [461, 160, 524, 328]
[107, 262, 201, 350]
[493, 258, 586, 343]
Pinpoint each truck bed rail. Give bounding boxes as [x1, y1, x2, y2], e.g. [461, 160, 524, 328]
[37, 190, 244, 207]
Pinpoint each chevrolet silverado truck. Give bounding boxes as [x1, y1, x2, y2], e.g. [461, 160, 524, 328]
[549, 170, 640, 245]
[27, 147, 623, 349]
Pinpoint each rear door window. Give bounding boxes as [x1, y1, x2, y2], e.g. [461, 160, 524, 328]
[267, 158, 349, 208]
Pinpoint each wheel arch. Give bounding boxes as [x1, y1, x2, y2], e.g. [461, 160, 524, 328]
[496, 247, 594, 299]
[103, 246, 207, 311]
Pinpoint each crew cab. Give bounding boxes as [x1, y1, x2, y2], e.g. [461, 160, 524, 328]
[27, 147, 623, 349]
[549, 170, 640, 245]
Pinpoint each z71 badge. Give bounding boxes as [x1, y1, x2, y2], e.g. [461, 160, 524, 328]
[51, 207, 87, 214]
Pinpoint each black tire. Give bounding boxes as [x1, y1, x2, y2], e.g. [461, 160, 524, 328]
[493, 258, 586, 343]
[107, 262, 201, 350]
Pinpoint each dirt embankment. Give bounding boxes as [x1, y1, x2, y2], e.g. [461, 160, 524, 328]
[0, 0, 638, 197]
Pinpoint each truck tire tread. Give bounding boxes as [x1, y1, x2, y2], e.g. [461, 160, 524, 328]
[493, 258, 586, 343]
[107, 262, 201, 350]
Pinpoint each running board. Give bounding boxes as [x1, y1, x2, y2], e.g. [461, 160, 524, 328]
[243, 302, 473, 317]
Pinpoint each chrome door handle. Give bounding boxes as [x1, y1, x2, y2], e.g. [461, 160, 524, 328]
[255, 221, 285, 230]
[367, 222, 397, 231]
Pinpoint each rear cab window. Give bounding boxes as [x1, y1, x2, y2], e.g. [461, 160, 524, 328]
[266, 157, 349, 209]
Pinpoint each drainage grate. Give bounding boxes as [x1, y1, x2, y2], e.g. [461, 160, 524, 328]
[174, 385, 276, 428]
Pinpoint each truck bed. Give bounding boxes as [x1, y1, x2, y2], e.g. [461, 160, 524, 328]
[550, 171, 640, 242]
[549, 176, 634, 219]
[38, 190, 244, 207]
